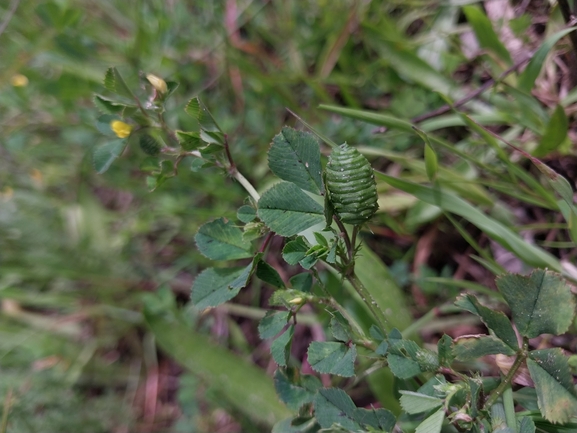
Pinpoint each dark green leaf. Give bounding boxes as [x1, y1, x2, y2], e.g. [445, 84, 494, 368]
[534, 105, 569, 157]
[330, 313, 352, 343]
[388, 354, 422, 379]
[415, 408, 445, 433]
[94, 94, 133, 114]
[530, 349, 576, 396]
[184, 97, 223, 134]
[307, 342, 356, 377]
[191, 261, 257, 309]
[274, 368, 321, 411]
[314, 388, 360, 431]
[463, 5, 512, 65]
[455, 294, 518, 351]
[195, 218, 253, 261]
[518, 416, 536, 433]
[258, 310, 290, 339]
[527, 355, 577, 424]
[289, 273, 313, 292]
[399, 391, 443, 415]
[258, 182, 325, 236]
[282, 237, 309, 265]
[319, 104, 413, 132]
[271, 325, 294, 367]
[437, 334, 454, 367]
[92, 139, 127, 174]
[145, 307, 290, 426]
[519, 27, 577, 92]
[176, 130, 204, 151]
[256, 260, 285, 289]
[268, 127, 323, 195]
[352, 407, 396, 432]
[103, 67, 136, 99]
[237, 205, 256, 223]
[453, 335, 516, 362]
[414, 128, 438, 181]
[496, 269, 575, 338]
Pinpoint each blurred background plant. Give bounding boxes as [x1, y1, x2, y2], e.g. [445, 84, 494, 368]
[1, 0, 577, 432]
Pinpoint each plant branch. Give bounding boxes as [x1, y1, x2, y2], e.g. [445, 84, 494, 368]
[347, 272, 388, 332]
[484, 338, 529, 410]
[411, 56, 531, 124]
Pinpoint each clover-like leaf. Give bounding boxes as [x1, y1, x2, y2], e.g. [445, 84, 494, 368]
[268, 127, 323, 195]
[307, 342, 356, 377]
[195, 218, 253, 261]
[497, 270, 576, 338]
[258, 182, 324, 236]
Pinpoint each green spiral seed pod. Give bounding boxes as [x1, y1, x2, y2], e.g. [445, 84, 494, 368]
[325, 143, 379, 225]
[139, 133, 161, 156]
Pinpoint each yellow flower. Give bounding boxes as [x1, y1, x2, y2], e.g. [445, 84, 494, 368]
[110, 120, 133, 138]
[11, 74, 29, 87]
[146, 74, 167, 94]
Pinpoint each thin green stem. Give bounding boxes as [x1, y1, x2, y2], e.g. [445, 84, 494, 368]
[502, 384, 517, 433]
[401, 304, 462, 339]
[484, 338, 529, 410]
[232, 170, 260, 202]
[347, 272, 387, 333]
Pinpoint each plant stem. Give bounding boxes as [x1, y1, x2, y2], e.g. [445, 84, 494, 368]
[232, 169, 260, 202]
[484, 338, 529, 410]
[401, 304, 462, 339]
[502, 384, 517, 433]
[347, 272, 388, 333]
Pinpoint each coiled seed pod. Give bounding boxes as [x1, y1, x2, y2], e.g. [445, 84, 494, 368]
[139, 133, 161, 156]
[325, 143, 378, 225]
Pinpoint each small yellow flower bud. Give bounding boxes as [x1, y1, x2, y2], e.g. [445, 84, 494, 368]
[11, 74, 29, 87]
[288, 297, 303, 305]
[146, 74, 168, 94]
[110, 120, 133, 138]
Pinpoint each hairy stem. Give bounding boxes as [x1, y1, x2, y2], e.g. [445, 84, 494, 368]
[347, 272, 388, 333]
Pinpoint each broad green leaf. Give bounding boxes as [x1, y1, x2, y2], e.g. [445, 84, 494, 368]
[527, 356, 577, 424]
[455, 294, 518, 350]
[330, 314, 352, 343]
[518, 417, 536, 433]
[496, 270, 575, 338]
[375, 172, 562, 271]
[175, 130, 204, 151]
[534, 105, 568, 157]
[103, 67, 136, 100]
[256, 260, 285, 289]
[274, 368, 321, 411]
[399, 391, 443, 415]
[387, 333, 424, 378]
[272, 417, 319, 433]
[271, 325, 294, 367]
[355, 243, 414, 332]
[195, 218, 253, 261]
[258, 310, 290, 339]
[145, 308, 290, 426]
[307, 341, 356, 377]
[415, 408, 445, 433]
[289, 273, 313, 292]
[191, 261, 257, 309]
[453, 335, 516, 362]
[95, 114, 121, 137]
[437, 334, 454, 367]
[92, 139, 127, 174]
[319, 104, 413, 132]
[258, 182, 325, 236]
[530, 349, 576, 396]
[93, 94, 133, 114]
[519, 27, 577, 92]
[269, 127, 323, 195]
[184, 97, 223, 134]
[314, 387, 396, 432]
[282, 237, 309, 265]
[314, 388, 360, 431]
[463, 5, 512, 65]
[237, 205, 256, 223]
